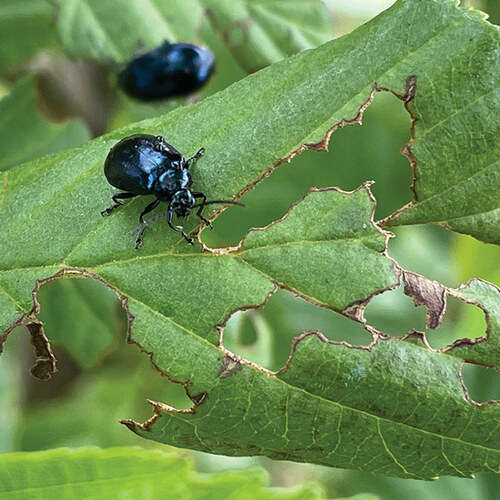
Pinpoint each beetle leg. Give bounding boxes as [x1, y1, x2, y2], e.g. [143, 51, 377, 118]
[184, 147, 205, 169]
[192, 191, 213, 229]
[101, 192, 137, 216]
[167, 207, 194, 244]
[135, 199, 161, 249]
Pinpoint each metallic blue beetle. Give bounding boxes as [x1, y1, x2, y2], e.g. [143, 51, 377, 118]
[101, 134, 241, 248]
[118, 41, 216, 101]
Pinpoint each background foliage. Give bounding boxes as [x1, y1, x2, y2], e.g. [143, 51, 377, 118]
[0, 0, 499, 498]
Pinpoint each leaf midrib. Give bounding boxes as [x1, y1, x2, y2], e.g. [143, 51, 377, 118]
[0, 233, 382, 273]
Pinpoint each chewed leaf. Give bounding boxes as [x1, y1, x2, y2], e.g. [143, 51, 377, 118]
[125, 333, 500, 480]
[238, 185, 399, 311]
[401, 272, 500, 369]
[382, 9, 500, 244]
[0, 0, 499, 480]
[445, 279, 500, 366]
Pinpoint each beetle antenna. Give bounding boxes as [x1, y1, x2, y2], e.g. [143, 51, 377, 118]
[193, 200, 244, 208]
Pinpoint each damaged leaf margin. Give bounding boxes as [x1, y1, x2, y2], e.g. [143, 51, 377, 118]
[0, 69, 400, 380]
[1, 81, 499, 480]
[0, 178, 400, 379]
[122, 327, 500, 480]
[379, 11, 500, 245]
[402, 271, 500, 369]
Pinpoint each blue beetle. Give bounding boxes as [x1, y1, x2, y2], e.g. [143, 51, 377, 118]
[101, 134, 242, 248]
[118, 41, 216, 101]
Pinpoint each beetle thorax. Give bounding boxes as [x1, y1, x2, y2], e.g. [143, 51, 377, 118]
[154, 167, 192, 201]
[171, 189, 195, 216]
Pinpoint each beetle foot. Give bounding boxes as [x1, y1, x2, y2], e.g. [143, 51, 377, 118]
[182, 233, 194, 244]
[200, 216, 213, 229]
[101, 206, 115, 216]
[135, 237, 143, 249]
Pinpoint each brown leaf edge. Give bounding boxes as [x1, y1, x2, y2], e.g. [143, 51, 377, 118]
[377, 75, 420, 227]
[195, 82, 382, 247]
[121, 179, 404, 430]
[0, 79, 377, 401]
[124, 207, 500, 429]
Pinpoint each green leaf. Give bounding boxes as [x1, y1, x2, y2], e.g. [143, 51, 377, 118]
[0, 335, 22, 453]
[238, 186, 396, 310]
[125, 331, 500, 480]
[53, 0, 204, 62]
[382, 9, 500, 244]
[483, 0, 500, 25]
[0, 447, 324, 499]
[15, 362, 184, 450]
[401, 271, 500, 368]
[201, 0, 333, 71]
[0, 77, 89, 171]
[0, 0, 57, 76]
[1, 0, 500, 479]
[52, 0, 332, 72]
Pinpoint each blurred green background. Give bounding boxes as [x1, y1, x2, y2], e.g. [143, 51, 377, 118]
[0, 0, 499, 498]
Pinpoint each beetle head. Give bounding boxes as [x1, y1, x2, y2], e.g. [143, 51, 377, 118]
[171, 189, 195, 217]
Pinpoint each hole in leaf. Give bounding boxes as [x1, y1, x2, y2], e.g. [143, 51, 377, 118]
[12, 320, 193, 450]
[451, 230, 500, 286]
[425, 295, 487, 350]
[364, 286, 428, 336]
[223, 289, 371, 372]
[2, 274, 195, 451]
[387, 225, 456, 285]
[203, 91, 411, 247]
[365, 279, 488, 350]
[461, 363, 500, 403]
[37, 276, 125, 370]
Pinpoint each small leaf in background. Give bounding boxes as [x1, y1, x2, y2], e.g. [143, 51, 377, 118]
[0, 0, 57, 76]
[0, 447, 325, 500]
[202, 0, 333, 71]
[52, 0, 204, 63]
[50, 0, 333, 73]
[0, 77, 89, 171]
